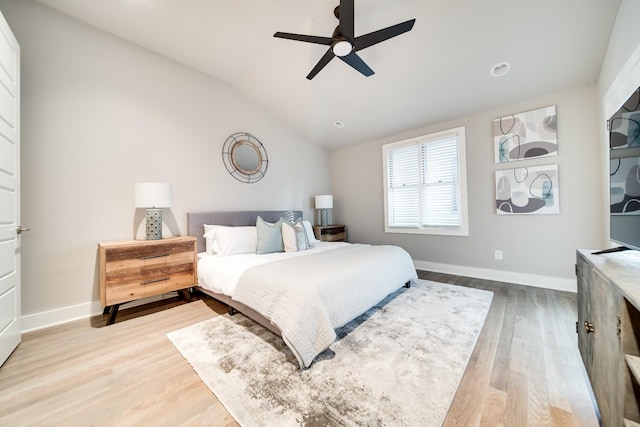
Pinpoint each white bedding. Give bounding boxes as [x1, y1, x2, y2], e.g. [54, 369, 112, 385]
[197, 242, 350, 295]
[197, 242, 417, 369]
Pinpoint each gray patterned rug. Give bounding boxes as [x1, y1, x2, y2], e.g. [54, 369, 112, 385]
[167, 280, 493, 426]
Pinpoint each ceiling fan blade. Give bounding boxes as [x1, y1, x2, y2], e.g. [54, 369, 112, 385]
[354, 19, 416, 51]
[274, 32, 334, 46]
[339, 52, 374, 77]
[339, 0, 355, 40]
[307, 49, 336, 80]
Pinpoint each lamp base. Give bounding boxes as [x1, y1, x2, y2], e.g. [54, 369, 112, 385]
[145, 208, 163, 240]
[320, 209, 330, 226]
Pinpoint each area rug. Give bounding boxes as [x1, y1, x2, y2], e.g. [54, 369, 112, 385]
[167, 280, 493, 426]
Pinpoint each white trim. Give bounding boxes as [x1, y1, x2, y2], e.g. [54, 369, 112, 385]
[413, 259, 576, 293]
[21, 301, 103, 333]
[20, 292, 188, 333]
[21, 262, 575, 332]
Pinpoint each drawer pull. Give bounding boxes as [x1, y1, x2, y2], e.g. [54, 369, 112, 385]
[141, 278, 170, 285]
[140, 253, 169, 260]
[584, 321, 595, 334]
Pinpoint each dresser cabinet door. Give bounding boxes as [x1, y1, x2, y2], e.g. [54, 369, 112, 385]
[577, 253, 625, 427]
[576, 255, 592, 370]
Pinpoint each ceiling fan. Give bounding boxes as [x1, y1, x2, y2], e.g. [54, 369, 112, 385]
[274, 0, 416, 80]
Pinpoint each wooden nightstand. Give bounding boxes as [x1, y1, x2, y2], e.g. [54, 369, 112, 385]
[98, 236, 197, 325]
[313, 224, 347, 242]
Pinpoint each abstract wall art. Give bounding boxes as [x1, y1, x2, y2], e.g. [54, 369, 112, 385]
[609, 88, 640, 150]
[496, 164, 559, 215]
[493, 105, 557, 163]
[610, 156, 640, 214]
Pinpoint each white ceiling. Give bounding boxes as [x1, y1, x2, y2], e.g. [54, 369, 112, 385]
[33, 0, 621, 149]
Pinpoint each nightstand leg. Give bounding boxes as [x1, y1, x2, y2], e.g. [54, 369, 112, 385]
[103, 306, 111, 315]
[107, 304, 120, 325]
[180, 288, 192, 303]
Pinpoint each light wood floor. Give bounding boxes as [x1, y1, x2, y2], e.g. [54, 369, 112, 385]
[0, 271, 600, 426]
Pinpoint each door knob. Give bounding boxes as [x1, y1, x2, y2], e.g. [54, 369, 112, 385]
[16, 226, 30, 234]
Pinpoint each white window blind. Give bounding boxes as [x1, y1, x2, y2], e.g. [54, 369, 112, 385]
[383, 126, 468, 236]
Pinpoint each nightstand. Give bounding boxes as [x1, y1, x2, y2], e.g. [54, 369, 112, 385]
[98, 236, 197, 325]
[313, 224, 347, 242]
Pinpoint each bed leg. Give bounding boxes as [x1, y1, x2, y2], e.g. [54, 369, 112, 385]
[404, 281, 411, 288]
[228, 306, 238, 316]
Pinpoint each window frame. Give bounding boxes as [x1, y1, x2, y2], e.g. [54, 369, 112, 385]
[382, 126, 469, 236]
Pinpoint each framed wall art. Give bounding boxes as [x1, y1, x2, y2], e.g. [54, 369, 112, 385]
[495, 164, 559, 215]
[493, 105, 557, 163]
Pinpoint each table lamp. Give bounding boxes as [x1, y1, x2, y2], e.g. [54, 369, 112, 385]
[135, 182, 172, 240]
[315, 195, 333, 226]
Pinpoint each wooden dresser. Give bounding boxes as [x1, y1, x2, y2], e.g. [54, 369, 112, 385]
[99, 236, 197, 324]
[313, 224, 347, 242]
[576, 249, 640, 427]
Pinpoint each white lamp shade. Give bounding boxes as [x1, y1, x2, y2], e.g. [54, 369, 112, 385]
[134, 182, 172, 208]
[315, 195, 333, 209]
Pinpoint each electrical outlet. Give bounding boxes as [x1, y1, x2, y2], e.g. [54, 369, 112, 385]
[495, 250, 503, 260]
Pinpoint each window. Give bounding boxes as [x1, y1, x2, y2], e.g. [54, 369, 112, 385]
[383, 126, 469, 236]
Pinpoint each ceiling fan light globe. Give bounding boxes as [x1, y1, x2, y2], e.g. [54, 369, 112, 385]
[332, 40, 353, 57]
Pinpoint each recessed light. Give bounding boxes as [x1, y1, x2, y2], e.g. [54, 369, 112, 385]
[490, 62, 511, 77]
[334, 121, 345, 128]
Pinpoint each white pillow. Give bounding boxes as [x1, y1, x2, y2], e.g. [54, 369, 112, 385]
[282, 220, 310, 252]
[203, 224, 221, 255]
[302, 220, 318, 244]
[204, 225, 258, 255]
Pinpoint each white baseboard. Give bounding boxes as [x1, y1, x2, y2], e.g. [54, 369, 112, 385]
[20, 264, 575, 333]
[20, 292, 187, 333]
[21, 301, 104, 333]
[413, 260, 577, 293]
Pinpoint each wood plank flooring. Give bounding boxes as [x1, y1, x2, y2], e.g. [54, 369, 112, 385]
[0, 271, 600, 426]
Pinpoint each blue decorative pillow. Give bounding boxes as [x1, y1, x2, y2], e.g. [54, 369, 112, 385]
[256, 216, 284, 254]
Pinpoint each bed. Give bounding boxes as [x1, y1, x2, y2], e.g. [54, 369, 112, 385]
[187, 210, 418, 368]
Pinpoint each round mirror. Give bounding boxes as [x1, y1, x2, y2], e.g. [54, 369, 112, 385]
[222, 132, 268, 183]
[232, 141, 261, 174]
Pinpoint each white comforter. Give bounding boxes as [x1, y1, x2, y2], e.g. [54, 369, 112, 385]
[230, 243, 417, 369]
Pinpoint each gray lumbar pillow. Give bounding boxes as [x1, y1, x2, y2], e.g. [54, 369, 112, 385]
[256, 216, 284, 254]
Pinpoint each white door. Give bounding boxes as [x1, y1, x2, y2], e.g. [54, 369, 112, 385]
[0, 9, 21, 367]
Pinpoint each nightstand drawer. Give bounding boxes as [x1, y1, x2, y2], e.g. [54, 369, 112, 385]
[104, 259, 195, 305]
[105, 270, 195, 305]
[313, 225, 347, 242]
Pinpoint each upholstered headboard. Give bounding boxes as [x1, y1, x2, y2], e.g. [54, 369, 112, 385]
[187, 210, 303, 253]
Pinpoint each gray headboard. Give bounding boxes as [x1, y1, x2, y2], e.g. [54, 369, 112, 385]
[187, 210, 303, 253]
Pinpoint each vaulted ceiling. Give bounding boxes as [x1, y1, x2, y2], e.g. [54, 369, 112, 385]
[33, 0, 621, 149]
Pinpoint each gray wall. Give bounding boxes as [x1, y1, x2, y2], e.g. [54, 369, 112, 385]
[330, 85, 604, 291]
[0, 0, 331, 326]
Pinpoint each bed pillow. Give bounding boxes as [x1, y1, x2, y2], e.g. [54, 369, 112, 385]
[256, 216, 284, 254]
[203, 224, 221, 255]
[282, 219, 310, 252]
[302, 220, 319, 244]
[212, 226, 257, 255]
